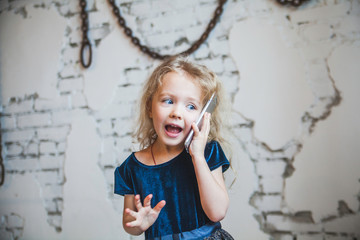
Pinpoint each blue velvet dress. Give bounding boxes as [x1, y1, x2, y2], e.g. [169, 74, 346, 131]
[114, 141, 230, 239]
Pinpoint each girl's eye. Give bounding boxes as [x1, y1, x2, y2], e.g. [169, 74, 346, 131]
[163, 99, 173, 104]
[187, 104, 196, 110]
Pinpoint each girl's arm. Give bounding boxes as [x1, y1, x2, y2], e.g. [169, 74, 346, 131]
[123, 194, 166, 235]
[189, 113, 229, 222]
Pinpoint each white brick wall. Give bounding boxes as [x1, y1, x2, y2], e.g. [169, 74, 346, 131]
[0, 0, 359, 239]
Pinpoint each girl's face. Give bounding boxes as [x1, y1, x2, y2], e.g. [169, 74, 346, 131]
[150, 71, 203, 150]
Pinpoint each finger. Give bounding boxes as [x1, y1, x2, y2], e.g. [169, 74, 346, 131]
[126, 219, 139, 228]
[202, 113, 211, 136]
[134, 194, 142, 210]
[143, 194, 153, 207]
[153, 200, 166, 213]
[191, 122, 200, 136]
[124, 208, 137, 218]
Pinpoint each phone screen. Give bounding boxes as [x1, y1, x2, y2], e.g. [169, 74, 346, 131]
[184, 93, 217, 153]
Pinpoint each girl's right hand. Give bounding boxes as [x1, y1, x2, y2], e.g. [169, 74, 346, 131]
[124, 194, 166, 232]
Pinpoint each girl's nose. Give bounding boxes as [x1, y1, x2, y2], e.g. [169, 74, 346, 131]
[170, 106, 182, 119]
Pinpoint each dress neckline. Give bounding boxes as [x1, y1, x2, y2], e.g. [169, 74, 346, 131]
[131, 148, 187, 168]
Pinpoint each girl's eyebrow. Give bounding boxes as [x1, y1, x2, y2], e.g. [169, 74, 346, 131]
[158, 92, 201, 105]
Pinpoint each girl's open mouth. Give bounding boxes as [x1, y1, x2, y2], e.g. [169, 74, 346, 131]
[165, 124, 183, 137]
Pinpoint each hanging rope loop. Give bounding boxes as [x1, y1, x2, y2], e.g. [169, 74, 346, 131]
[80, 39, 92, 68]
[79, 0, 93, 68]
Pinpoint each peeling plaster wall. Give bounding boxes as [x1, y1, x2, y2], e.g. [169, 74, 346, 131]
[0, 0, 359, 239]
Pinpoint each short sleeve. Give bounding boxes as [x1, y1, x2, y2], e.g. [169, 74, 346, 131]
[205, 141, 230, 172]
[114, 159, 134, 196]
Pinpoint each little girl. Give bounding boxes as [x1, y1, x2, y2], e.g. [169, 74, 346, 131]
[114, 56, 233, 240]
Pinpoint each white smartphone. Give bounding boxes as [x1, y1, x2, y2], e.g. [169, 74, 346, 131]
[184, 93, 217, 153]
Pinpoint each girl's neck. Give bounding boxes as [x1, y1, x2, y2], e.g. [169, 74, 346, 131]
[151, 140, 184, 164]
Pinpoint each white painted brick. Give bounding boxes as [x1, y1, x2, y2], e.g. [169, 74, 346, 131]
[150, 1, 186, 15]
[5, 143, 23, 156]
[128, 1, 152, 17]
[25, 142, 39, 156]
[97, 119, 113, 137]
[113, 84, 141, 104]
[185, 25, 207, 42]
[40, 142, 57, 154]
[114, 135, 133, 153]
[48, 111, 72, 126]
[56, 0, 80, 17]
[58, 77, 83, 93]
[221, 73, 239, 97]
[5, 158, 39, 172]
[324, 235, 353, 240]
[209, 39, 230, 56]
[261, 176, 284, 193]
[252, 194, 282, 212]
[67, 26, 82, 45]
[302, 24, 332, 42]
[193, 44, 210, 59]
[99, 151, 117, 168]
[47, 214, 62, 228]
[35, 170, 64, 185]
[2, 129, 35, 143]
[104, 168, 114, 186]
[39, 155, 63, 170]
[70, 92, 87, 108]
[37, 126, 70, 141]
[6, 214, 23, 228]
[93, 103, 128, 120]
[0, 231, 12, 240]
[34, 96, 70, 111]
[89, 24, 111, 40]
[198, 58, 224, 74]
[61, 45, 80, 64]
[41, 185, 63, 199]
[101, 137, 115, 153]
[283, 142, 301, 159]
[256, 160, 287, 177]
[266, 215, 322, 232]
[290, 3, 351, 24]
[336, 16, 360, 37]
[87, 9, 111, 27]
[194, 3, 216, 23]
[113, 118, 132, 137]
[146, 31, 182, 48]
[149, 11, 196, 33]
[56, 198, 63, 212]
[17, 113, 51, 128]
[3, 100, 33, 114]
[296, 234, 323, 240]
[306, 63, 336, 98]
[124, 69, 149, 86]
[323, 214, 360, 235]
[223, 57, 238, 73]
[44, 199, 57, 213]
[51, 109, 87, 126]
[59, 63, 78, 79]
[0, 116, 16, 130]
[301, 43, 332, 60]
[57, 142, 66, 153]
[272, 233, 294, 240]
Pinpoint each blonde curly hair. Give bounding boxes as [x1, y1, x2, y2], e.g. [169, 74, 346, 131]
[134, 56, 229, 150]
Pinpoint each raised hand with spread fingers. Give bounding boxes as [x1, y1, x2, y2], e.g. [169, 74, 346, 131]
[123, 194, 166, 235]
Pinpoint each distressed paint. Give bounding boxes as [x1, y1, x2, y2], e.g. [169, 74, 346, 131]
[0, 0, 359, 239]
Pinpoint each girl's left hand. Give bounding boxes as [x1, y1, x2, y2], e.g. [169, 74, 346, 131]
[189, 112, 211, 160]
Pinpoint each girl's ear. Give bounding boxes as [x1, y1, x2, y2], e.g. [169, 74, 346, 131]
[148, 105, 153, 119]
